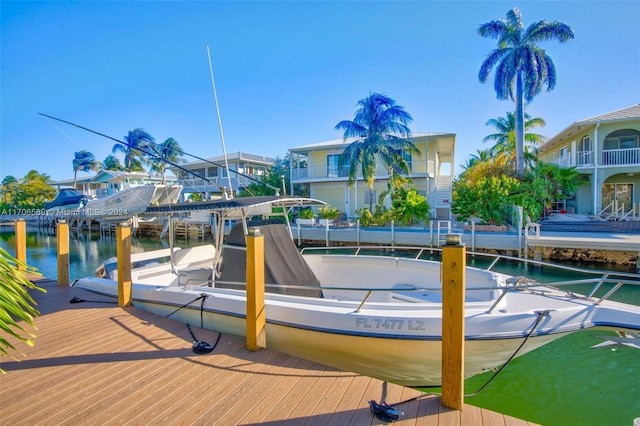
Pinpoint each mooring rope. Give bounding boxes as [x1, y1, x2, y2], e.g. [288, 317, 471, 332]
[368, 310, 552, 422]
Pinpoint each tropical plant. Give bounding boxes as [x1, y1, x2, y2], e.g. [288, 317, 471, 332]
[112, 128, 155, 172]
[238, 156, 290, 197]
[102, 155, 125, 171]
[478, 8, 574, 177]
[0, 247, 45, 373]
[526, 161, 584, 215]
[72, 150, 101, 186]
[452, 173, 521, 225]
[459, 149, 495, 174]
[389, 186, 430, 225]
[1, 176, 18, 205]
[17, 170, 56, 207]
[483, 111, 546, 168]
[149, 137, 185, 184]
[318, 205, 340, 220]
[335, 92, 419, 211]
[298, 208, 315, 219]
[188, 193, 203, 202]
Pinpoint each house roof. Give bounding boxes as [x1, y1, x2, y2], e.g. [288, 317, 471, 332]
[289, 132, 455, 151]
[182, 151, 275, 168]
[575, 104, 640, 124]
[539, 104, 640, 151]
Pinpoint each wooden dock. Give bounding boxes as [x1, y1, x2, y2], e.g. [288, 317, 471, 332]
[0, 278, 537, 425]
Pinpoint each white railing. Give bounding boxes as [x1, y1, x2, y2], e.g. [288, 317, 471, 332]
[576, 150, 592, 166]
[602, 148, 640, 166]
[291, 160, 436, 181]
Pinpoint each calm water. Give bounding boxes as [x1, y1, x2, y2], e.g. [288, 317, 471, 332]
[1, 226, 639, 425]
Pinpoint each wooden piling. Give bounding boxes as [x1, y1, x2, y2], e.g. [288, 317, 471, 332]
[56, 220, 69, 286]
[116, 222, 132, 307]
[441, 235, 466, 411]
[14, 219, 27, 270]
[246, 227, 266, 351]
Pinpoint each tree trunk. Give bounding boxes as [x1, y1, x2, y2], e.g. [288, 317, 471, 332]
[515, 72, 525, 178]
[369, 188, 374, 212]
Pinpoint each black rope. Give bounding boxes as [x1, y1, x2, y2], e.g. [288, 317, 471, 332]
[164, 293, 221, 354]
[69, 296, 117, 304]
[464, 310, 551, 397]
[369, 310, 552, 422]
[164, 294, 208, 318]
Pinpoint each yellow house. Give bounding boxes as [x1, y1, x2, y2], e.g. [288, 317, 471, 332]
[288, 133, 456, 219]
[537, 104, 640, 215]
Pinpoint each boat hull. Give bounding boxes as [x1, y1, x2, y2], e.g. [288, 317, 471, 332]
[83, 185, 158, 219]
[73, 278, 581, 386]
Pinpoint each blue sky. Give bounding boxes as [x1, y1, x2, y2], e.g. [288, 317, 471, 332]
[1, 1, 639, 182]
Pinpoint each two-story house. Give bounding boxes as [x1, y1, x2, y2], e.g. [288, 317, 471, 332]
[288, 133, 456, 219]
[537, 104, 640, 216]
[177, 152, 275, 199]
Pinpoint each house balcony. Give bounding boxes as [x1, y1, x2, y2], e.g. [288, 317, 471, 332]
[550, 148, 640, 168]
[178, 175, 257, 193]
[602, 147, 640, 166]
[291, 160, 436, 182]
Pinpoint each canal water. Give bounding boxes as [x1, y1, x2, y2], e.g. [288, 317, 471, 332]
[1, 226, 639, 425]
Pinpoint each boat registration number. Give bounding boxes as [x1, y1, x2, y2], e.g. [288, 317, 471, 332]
[355, 318, 425, 331]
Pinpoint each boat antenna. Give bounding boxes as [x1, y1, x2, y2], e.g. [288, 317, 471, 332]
[39, 113, 280, 193]
[37, 113, 218, 187]
[206, 44, 234, 199]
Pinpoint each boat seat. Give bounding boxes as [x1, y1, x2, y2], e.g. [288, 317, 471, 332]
[178, 266, 213, 287]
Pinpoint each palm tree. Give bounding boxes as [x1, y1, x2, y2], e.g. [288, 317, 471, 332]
[478, 8, 574, 178]
[483, 111, 546, 168]
[72, 150, 101, 186]
[461, 149, 494, 172]
[19, 170, 55, 206]
[335, 92, 419, 211]
[112, 128, 155, 172]
[149, 138, 185, 184]
[1, 175, 18, 205]
[101, 155, 125, 171]
[528, 161, 584, 215]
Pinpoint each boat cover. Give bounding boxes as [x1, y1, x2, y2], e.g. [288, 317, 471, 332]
[218, 223, 322, 297]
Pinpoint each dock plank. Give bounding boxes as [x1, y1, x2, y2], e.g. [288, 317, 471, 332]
[0, 277, 537, 425]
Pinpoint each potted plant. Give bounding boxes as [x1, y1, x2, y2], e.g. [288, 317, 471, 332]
[318, 205, 340, 226]
[296, 208, 316, 226]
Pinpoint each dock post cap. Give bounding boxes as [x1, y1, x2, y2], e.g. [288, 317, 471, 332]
[445, 233, 462, 246]
[248, 227, 262, 236]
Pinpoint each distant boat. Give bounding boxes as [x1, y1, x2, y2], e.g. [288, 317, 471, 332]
[44, 188, 88, 212]
[73, 195, 640, 387]
[81, 171, 182, 220]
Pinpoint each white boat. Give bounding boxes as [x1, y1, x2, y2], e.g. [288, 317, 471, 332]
[82, 171, 182, 220]
[73, 196, 640, 386]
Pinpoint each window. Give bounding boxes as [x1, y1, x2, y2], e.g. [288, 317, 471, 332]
[603, 130, 640, 165]
[364, 190, 377, 204]
[560, 146, 568, 158]
[579, 136, 591, 152]
[394, 149, 413, 172]
[327, 154, 349, 178]
[602, 183, 634, 212]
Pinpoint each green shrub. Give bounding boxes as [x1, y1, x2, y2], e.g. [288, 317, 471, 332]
[299, 208, 315, 219]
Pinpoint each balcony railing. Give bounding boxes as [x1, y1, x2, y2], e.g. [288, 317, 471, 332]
[576, 150, 592, 166]
[178, 175, 256, 192]
[602, 148, 640, 166]
[291, 160, 435, 181]
[550, 148, 639, 168]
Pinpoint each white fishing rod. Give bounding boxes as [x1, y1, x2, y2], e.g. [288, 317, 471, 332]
[206, 44, 234, 199]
